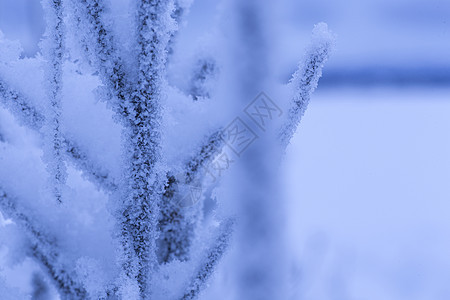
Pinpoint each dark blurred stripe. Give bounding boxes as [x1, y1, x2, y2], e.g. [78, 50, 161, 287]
[317, 66, 450, 88]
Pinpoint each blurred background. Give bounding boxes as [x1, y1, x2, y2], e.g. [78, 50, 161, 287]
[1, 0, 449, 299]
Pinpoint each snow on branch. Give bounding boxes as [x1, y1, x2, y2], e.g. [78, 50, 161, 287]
[0, 277, 25, 299]
[161, 25, 334, 197]
[116, 0, 176, 296]
[0, 188, 87, 298]
[0, 77, 117, 192]
[0, 1, 335, 298]
[184, 129, 224, 184]
[0, 78, 45, 130]
[63, 138, 118, 191]
[180, 218, 234, 300]
[166, 0, 192, 60]
[69, 0, 131, 113]
[158, 174, 192, 264]
[172, 0, 192, 28]
[279, 23, 335, 147]
[41, 0, 67, 203]
[158, 130, 224, 263]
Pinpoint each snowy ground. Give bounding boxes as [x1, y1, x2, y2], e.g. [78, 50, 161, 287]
[282, 87, 450, 300]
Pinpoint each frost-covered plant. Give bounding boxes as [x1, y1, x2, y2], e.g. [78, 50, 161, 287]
[0, 0, 334, 299]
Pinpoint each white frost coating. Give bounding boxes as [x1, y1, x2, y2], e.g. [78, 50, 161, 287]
[0, 187, 88, 298]
[65, 0, 132, 116]
[166, 0, 193, 59]
[0, 1, 334, 298]
[0, 75, 116, 192]
[0, 34, 46, 130]
[0, 77, 45, 130]
[173, 0, 193, 24]
[158, 129, 224, 265]
[180, 218, 234, 300]
[0, 31, 23, 63]
[188, 56, 218, 101]
[41, 0, 67, 203]
[279, 22, 335, 147]
[1, 81, 117, 194]
[115, 0, 176, 297]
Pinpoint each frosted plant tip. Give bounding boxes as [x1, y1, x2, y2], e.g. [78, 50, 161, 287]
[312, 22, 336, 48]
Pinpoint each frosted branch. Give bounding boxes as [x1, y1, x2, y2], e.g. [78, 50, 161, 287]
[70, 0, 131, 114]
[279, 23, 335, 147]
[166, 0, 192, 60]
[180, 218, 234, 300]
[158, 130, 224, 263]
[0, 77, 117, 192]
[184, 129, 224, 184]
[0, 188, 87, 298]
[158, 174, 192, 263]
[117, 0, 175, 296]
[0, 78, 45, 130]
[42, 0, 67, 203]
